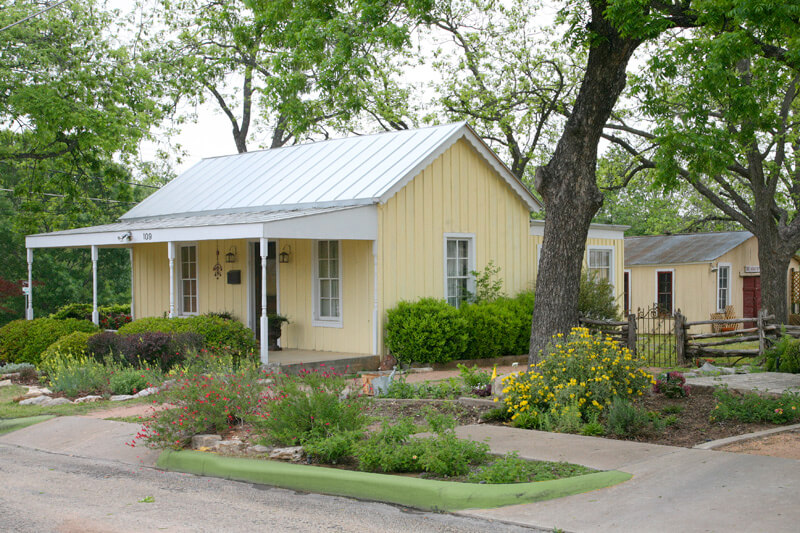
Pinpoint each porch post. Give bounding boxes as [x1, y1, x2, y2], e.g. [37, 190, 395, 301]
[372, 240, 378, 355]
[129, 248, 135, 320]
[26, 248, 33, 320]
[91, 245, 99, 326]
[168, 242, 176, 318]
[260, 237, 269, 365]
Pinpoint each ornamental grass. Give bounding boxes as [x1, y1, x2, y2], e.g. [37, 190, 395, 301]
[500, 327, 655, 424]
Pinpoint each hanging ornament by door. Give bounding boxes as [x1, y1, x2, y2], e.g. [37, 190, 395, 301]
[213, 246, 223, 279]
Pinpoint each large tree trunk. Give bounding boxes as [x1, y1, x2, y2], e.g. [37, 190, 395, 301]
[754, 224, 795, 322]
[528, 7, 640, 364]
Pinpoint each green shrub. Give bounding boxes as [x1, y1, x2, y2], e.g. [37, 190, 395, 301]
[460, 301, 519, 359]
[118, 316, 256, 358]
[501, 327, 654, 423]
[467, 452, 595, 484]
[0, 318, 99, 365]
[467, 261, 505, 303]
[256, 370, 369, 446]
[605, 397, 663, 437]
[109, 368, 150, 395]
[354, 418, 425, 473]
[50, 303, 93, 320]
[578, 271, 620, 321]
[765, 334, 800, 373]
[302, 430, 363, 464]
[42, 331, 94, 363]
[711, 387, 800, 424]
[135, 366, 265, 449]
[46, 353, 111, 398]
[385, 298, 469, 364]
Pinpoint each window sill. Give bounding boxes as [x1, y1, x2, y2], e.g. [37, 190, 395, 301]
[312, 318, 343, 329]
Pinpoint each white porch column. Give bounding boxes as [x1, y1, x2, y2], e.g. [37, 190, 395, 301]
[129, 248, 135, 320]
[26, 248, 33, 320]
[372, 240, 379, 355]
[91, 245, 99, 326]
[168, 242, 176, 318]
[260, 237, 269, 365]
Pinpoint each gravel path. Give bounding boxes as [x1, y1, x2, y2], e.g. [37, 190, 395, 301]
[0, 444, 540, 533]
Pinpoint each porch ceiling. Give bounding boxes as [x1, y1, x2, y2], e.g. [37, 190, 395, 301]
[25, 205, 377, 249]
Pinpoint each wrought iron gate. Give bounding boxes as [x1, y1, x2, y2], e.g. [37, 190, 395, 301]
[636, 304, 677, 367]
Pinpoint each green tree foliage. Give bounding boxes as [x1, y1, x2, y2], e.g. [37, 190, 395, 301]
[603, 5, 800, 319]
[428, 0, 580, 182]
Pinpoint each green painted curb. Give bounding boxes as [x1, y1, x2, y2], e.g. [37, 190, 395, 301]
[157, 450, 631, 511]
[0, 415, 56, 435]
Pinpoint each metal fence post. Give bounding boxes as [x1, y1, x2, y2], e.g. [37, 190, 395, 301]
[675, 311, 686, 366]
[627, 313, 637, 356]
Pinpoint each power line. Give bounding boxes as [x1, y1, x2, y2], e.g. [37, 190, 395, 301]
[0, 188, 138, 204]
[0, 0, 72, 33]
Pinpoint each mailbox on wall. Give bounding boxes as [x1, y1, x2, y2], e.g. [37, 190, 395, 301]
[227, 270, 241, 285]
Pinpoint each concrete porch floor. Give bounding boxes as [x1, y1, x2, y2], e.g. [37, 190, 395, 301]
[264, 348, 381, 375]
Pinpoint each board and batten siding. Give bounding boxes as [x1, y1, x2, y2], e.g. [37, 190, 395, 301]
[278, 239, 374, 355]
[131, 239, 249, 322]
[377, 138, 535, 353]
[627, 236, 800, 332]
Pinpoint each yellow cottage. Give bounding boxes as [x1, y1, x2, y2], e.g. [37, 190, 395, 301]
[625, 231, 800, 329]
[25, 123, 626, 363]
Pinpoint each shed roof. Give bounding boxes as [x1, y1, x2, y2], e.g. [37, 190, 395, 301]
[625, 231, 753, 266]
[121, 122, 540, 221]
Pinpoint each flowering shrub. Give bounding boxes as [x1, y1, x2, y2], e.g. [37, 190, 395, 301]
[711, 387, 800, 424]
[500, 327, 654, 423]
[100, 313, 132, 330]
[653, 372, 690, 398]
[132, 366, 266, 449]
[255, 367, 368, 446]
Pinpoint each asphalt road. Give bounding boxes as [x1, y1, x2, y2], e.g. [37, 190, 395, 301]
[0, 444, 540, 533]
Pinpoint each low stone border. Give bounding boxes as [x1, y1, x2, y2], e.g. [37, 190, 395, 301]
[156, 449, 631, 512]
[0, 415, 55, 435]
[693, 422, 800, 450]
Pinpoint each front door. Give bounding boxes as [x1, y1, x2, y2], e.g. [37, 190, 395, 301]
[743, 276, 761, 328]
[253, 241, 278, 340]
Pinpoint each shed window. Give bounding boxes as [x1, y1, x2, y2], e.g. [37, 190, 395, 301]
[588, 248, 612, 282]
[717, 265, 731, 311]
[657, 271, 673, 315]
[315, 240, 341, 323]
[179, 244, 197, 315]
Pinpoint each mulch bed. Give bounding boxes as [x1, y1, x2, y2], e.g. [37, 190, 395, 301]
[604, 386, 776, 447]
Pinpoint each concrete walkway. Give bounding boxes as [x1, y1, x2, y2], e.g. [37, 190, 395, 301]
[4, 416, 800, 532]
[686, 371, 800, 395]
[456, 424, 800, 532]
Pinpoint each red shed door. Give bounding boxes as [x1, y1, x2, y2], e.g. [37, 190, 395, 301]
[743, 276, 761, 328]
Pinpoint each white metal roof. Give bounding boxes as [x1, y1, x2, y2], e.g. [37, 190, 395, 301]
[121, 122, 540, 220]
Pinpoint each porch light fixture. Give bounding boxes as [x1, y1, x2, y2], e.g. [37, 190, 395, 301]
[118, 231, 132, 242]
[225, 246, 238, 264]
[279, 245, 291, 264]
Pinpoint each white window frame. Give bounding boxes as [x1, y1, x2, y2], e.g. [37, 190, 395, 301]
[717, 262, 732, 312]
[443, 233, 476, 308]
[178, 242, 199, 316]
[586, 245, 615, 289]
[312, 239, 343, 328]
[655, 268, 675, 315]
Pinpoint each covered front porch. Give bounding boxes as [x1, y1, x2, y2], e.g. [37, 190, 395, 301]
[25, 206, 382, 365]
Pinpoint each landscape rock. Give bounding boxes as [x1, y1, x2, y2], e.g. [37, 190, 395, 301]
[134, 387, 159, 398]
[74, 395, 103, 404]
[191, 434, 222, 450]
[19, 395, 52, 406]
[110, 394, 135, 402]
[248, 444, 270, 454]
[44, 397, 72, 406]
[338, 384, 357, 400]
[698, 362, 736, 376]
[216, 439, 246, 453]
[0, 379, 12, 388]
[269, 446, 304, 462]
[20, 386, 53, 399]
[256, 378, 274, 386]
[0, 372, 20, 380]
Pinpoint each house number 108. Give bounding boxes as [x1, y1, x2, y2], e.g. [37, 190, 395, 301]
[142, 233, 152, 240]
